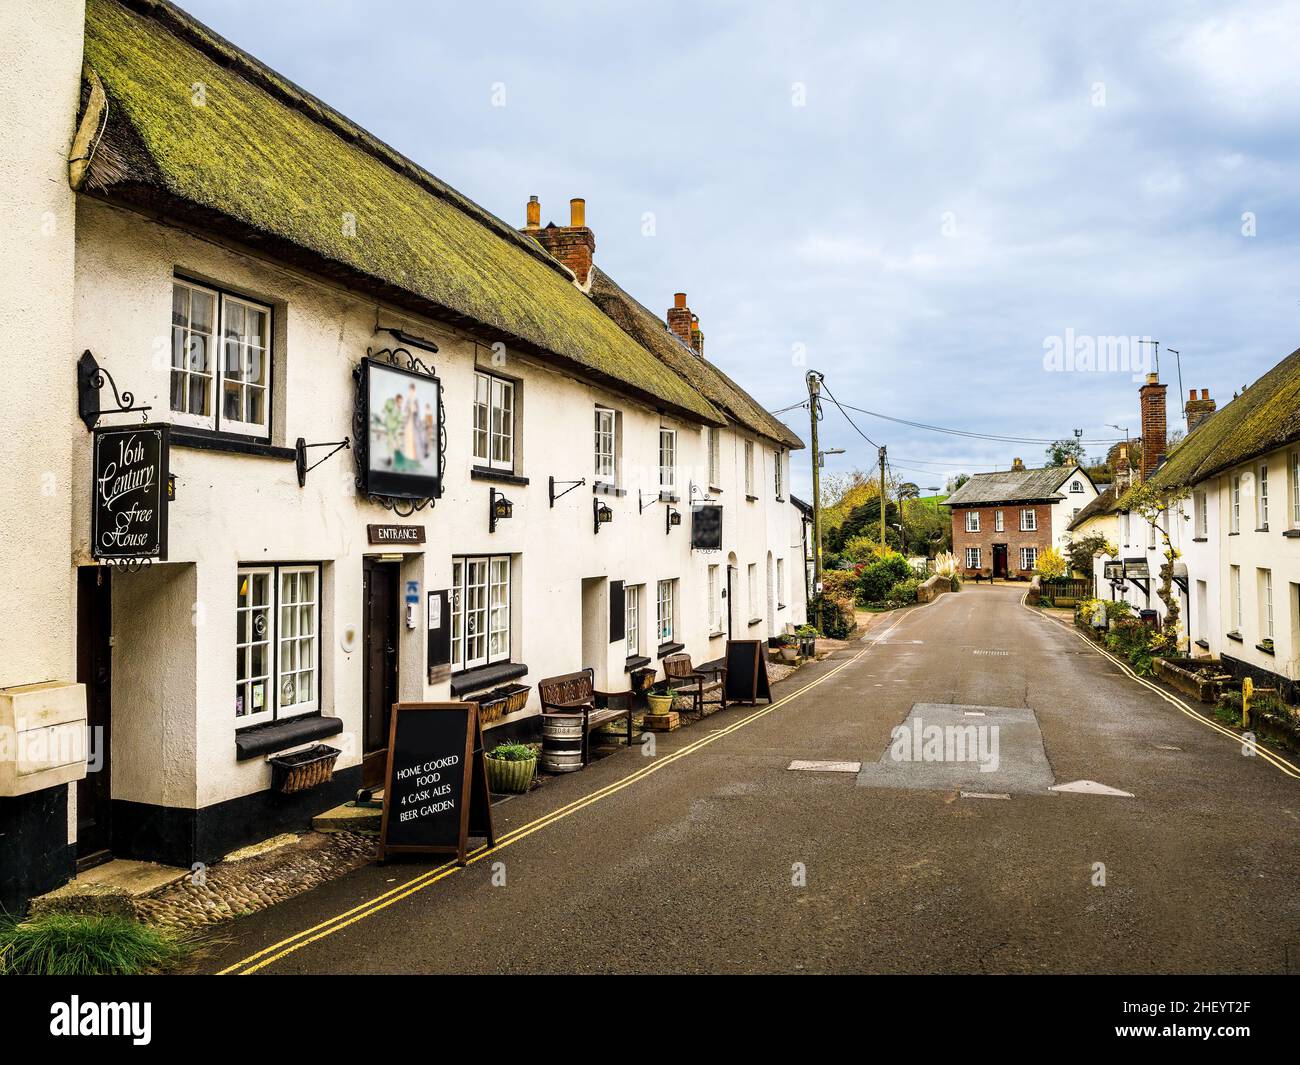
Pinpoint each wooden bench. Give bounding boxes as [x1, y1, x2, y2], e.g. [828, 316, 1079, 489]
[663, 653, 727, 717]
[538, 669, 633, 765]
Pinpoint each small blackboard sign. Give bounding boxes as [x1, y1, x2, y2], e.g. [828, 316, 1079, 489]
[723, 639, 772, 705]
[378, 702, 495, 863]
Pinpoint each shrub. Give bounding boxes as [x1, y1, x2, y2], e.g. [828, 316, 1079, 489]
[0, 914, 188, 976]
[885, 577, 921, 606]
[808, 594, 854, 639]
[841, 535, 879, 564]
[856, 555, 912, 604]
[488, 743, 535, 762]
[819, 568, 859, 599]
[933, 550, 959, 578]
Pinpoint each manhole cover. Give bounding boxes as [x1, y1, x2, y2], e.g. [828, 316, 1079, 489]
[788, 760, 862, 773]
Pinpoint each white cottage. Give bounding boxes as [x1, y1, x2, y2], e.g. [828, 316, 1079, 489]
[0, 0, 804, 910]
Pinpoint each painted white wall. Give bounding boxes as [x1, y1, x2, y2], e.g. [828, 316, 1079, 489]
[1049, 466, 1098, 550]
[68, 199, 802, 811]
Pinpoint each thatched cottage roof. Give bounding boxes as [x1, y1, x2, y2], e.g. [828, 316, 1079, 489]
[77, 0, 723, 425]
[587, 268, 803, 449]
[1148, 346, 1300, 490]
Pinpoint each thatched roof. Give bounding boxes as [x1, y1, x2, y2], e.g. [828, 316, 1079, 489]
[1066, 486, 1119, 531]
[78, 0, 722, 425]
[1148, 346, 1300, 490]
[587, 268, 803, 449]
[944, 466, 1073, 506]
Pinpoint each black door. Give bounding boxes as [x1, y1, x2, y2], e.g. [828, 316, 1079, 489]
[992, 543, 1008, 579]
[362, 558, 400, 788]
[76, 567, 112, 867]
[725, 565, 735, 641]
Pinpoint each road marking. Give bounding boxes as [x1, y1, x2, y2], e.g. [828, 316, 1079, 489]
[963, 710, 986, 717]
[1050, 779, 1134, 797]
[1155, 744, 1182, 751]
[788, 760, 862, 773]
[1023, 595, 1300, 780]
[960, 791, 1010, 800]
[220, 600, 931, 974]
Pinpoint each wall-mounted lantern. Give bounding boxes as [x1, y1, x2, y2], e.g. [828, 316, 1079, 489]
[593, 498, 613, 534]
[489, 488, 514, 533]
[666, 505, 681, 534]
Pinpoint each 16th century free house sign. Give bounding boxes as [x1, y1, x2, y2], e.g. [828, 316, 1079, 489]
[92, 424, 169, 561]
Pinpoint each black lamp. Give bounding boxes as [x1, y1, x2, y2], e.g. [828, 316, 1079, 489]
[666, 505, 681, 533]
[489, 488, 513, 533]
[593, 498, 613, 533]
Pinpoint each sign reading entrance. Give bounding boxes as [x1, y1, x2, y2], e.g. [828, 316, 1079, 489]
[723, 639, 772, 705]
[91, 423, 169, 561]
[367, 523, 426, 545]
[378, 702, 495, 863]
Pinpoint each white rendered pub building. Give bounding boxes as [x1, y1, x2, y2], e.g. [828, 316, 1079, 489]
[0, 0, 805, 911]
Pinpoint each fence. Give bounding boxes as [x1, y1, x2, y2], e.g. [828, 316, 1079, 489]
[1040, 577, 1091, 601]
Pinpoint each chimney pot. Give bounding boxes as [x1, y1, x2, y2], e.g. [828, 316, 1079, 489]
[1189, 388, 1196, 401]
[521, 195, 595, 287]
[570, 198, 586, 228]
[1146, 372, 1159, 385]
[1201, 388, 1209, 400]
[525, 195, 540, 230]
[674, 292, 687, 309]
[667, 293, 696, 351]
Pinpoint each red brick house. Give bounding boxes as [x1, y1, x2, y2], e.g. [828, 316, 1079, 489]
[947, 460, 1099, 579]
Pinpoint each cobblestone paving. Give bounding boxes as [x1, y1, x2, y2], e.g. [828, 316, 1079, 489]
[137, 831, 376, 931]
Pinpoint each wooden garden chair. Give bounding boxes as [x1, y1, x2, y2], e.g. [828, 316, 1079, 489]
[663, 653, 727, 717]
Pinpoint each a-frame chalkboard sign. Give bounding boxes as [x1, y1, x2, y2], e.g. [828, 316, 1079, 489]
[723, 639, 772, 705]
[378, 702, 496, 864]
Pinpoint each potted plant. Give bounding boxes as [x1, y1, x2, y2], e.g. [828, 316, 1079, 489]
[776, 634, 799, 663]
[484, 742, 537, 794]
[645, 681, 677, 716]
[795, 624, 818, 658]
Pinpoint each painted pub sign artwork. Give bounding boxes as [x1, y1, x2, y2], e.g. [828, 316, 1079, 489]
[359, 356, 444, 502]
[91, 423, 169, 561]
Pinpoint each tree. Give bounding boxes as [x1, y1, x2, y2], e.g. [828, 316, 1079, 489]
[1046, 438, 1086, 466]
[946, 473, 970, 492]
[1065, 532, 1108, 577]
[1034, 547, 1067, 581]
[1118, 480, 1191, 645]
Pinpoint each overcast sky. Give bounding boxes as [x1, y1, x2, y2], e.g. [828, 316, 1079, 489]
[184, 0, 1300, 497]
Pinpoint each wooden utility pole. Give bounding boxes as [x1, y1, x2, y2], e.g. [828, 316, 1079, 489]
[807, 371, 824, 604]
[878, 445, 888, 551]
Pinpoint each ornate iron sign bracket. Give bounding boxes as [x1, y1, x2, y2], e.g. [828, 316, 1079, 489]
[296, 436, 351, 488]
[78, 350, 152, 430]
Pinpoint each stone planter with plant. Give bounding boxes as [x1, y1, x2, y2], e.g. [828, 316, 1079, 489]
[485, 742, 537, 794]
[645, 681, 678, 716]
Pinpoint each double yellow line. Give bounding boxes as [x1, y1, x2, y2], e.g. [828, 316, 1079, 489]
[1028, 599, 1300, 779]
[219, 609, 916, 974]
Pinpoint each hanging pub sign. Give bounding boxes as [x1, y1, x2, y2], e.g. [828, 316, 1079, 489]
[354, 351, 444, 505]
[91, 423, 169, 561]
[690, 503, 723, 550]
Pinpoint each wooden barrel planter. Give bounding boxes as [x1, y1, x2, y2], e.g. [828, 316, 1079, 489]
[540, 714, 584, 773]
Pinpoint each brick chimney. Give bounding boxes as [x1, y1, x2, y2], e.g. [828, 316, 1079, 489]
[667, 292, 704, 356]
[1139, 372, 1167, 482]
[522, 196, 595, 289]
[1011, 457, 1025, 471]
[1185, 387, 1216, 433]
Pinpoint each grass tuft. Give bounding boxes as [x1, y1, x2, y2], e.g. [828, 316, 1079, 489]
[0, 913, 189, 976]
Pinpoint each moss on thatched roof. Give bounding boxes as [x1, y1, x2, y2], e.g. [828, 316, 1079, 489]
[80, 0, 721, 424]
[587, 268, 803, 449]
[1149, 346, 1300, 490]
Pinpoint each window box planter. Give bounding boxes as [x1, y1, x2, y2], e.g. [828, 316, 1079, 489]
[476, 683, 531, 725]
[484, 745, 537, 794]
[269, 743, 341, 794]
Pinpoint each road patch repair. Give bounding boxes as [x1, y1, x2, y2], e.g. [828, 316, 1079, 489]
[787, 760, 862, 773]
[857, 702, 1055, 795]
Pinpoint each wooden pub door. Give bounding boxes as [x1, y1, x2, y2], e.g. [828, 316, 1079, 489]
[75, 566, 113, 868]
[362, 558, 400, 788]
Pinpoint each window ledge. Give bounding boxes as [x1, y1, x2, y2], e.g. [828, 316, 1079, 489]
[624, 655, 651, 672]
[1283, 529, 1300, 539]
[1225, 631, 1244, 643]
[708, 485, 724, 494]
[708, 630, 725, 639]
[748, 617, 763, 627]
[1228, 531, 1240, 536]
[656, 641, 685, 659]
[470, 466, 529, 486]
[1192, 537, 1207, 543]
[775, 496, 785, 503]
[1195, 639, 1210, 650]
[745, 494, 759, 502]
[593, 482, 626, 497]
[1255, 527, 1270, 533]
[1256, 643, 1276, 656]
[450, 661, 528, 696]
[777, 603, 787, 610]
[235, 713, 342, 761]
[171, 429, 294, 461]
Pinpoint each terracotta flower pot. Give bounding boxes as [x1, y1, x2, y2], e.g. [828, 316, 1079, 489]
[646, 692, 675, 715]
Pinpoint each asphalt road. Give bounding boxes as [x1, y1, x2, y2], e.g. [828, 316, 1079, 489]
[206, 584, 1300, 975]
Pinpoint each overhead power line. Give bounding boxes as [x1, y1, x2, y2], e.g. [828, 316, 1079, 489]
[817, 381, 880, 450]
[832, 401, 1122, 446]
